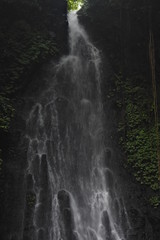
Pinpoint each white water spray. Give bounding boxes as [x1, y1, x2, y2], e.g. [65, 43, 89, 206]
[25, 9, 131, 240]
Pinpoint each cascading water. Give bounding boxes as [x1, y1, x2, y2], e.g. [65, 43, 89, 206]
[24, 10, 131, 240]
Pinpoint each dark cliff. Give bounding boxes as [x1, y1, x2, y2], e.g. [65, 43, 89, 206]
[79, 0, 160, 239]
[0, 1, 68, 239]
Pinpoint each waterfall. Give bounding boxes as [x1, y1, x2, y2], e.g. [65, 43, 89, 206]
[25, 10, 130, 240]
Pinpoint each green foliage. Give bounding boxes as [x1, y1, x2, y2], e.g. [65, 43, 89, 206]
[0, 2, 59, 135]
[0, 95, 15, 131]
[149, 195, 160, 208]
[0, 0, 59, 174]
[0, 20, 58, 84]
[67, 0, 84, 10]
[124, 127, 159, 190]
[0, 23, 58, 133]
[112, 73, 160, 206]
[26, 193, 36, 208]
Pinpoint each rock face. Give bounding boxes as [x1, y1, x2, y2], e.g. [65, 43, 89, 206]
[79, 0, 160, 239]
[42, 0, 68, 53]
[0, 1, 68, 240]
[80, 0, 160, 78]
[58, 190, 77, 240]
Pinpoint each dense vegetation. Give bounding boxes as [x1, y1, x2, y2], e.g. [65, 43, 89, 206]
[0, 0, 60, 188]
[111, 73, 160, 207]
[0, 0, 59, 128]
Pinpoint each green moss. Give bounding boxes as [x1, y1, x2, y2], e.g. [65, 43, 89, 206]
[112, 73, 160, 206]
[0, 27, 58, 132]
[0, 1, 59, 181]
[0, 21, 58, 84]
[124, 127, 159, 190]
[26, 193, 36, 208]
[0, 95, 15, 131]
[0, 1, 59, 134]
[149, 195, 160, 208]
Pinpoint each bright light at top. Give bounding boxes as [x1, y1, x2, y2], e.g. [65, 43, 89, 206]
[68, 0, 84, 12]
[77, 3, 83, 11]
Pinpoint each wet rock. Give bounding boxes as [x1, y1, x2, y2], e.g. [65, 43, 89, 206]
[105, 169, 114, 188]
[106, 148, 112, 159]
[58, 190, 71, 210]
[26, 174, 33, 191]
[58, 190, 76, 240]
[104, 148, 112, 167]
[102, 210, 111, 238]
[35, 204, 47, 229]
[38, 229, 44, 240]
[87, 228, 98, 240]
[114, 199, 120, 222]
[33, 154, 40, 179]
[40, 154, 48, 188]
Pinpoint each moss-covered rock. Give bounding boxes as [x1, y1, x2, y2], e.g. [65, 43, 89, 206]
[0, 1, 68, 239]
[113, 73, 160, 207]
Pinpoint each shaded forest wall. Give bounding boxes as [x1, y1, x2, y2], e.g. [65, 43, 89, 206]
[0, 0, 67, 132]
[0, 0, 68, 239]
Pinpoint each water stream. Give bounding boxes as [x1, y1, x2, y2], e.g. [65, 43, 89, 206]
[25, 10, 130, 240]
